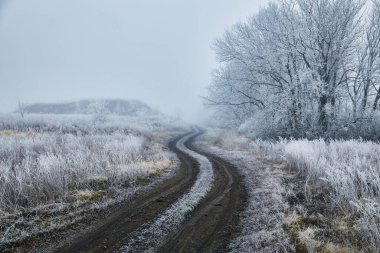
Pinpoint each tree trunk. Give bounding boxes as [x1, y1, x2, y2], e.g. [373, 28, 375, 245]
[373, 89, 380, 111]
[319, 95, 328, 132]
[362, 80, 370, 112]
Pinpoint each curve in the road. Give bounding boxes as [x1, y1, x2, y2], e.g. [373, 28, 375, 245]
[56, 132, 201, 253]
[56, 129, 247, 253]
[121, 129, 214, 252]
[157, 144, 247, 253]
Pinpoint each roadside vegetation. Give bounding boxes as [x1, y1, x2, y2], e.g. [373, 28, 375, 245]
[0, 113, 181, 251]
[201, 129, 380, 252]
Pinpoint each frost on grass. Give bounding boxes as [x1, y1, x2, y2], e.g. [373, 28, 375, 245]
[0, 113, 179, 250]
[196, 130, 294, 253]
[205, 128, 380, 252]
[121, 129, 214, 252]
[248, 138, 380, 250]
[279, 139, 380, 251]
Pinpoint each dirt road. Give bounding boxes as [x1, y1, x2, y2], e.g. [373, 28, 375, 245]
[56, 130, 246, 253]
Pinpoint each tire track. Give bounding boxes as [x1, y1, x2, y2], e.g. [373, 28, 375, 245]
[157, 145, 247, 253]
[55, 132, 200, 253]
[56, 129, 247, 253]
[121, 129, 214, 252]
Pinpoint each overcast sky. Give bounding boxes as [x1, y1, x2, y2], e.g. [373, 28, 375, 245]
[0, 0, 267, 122]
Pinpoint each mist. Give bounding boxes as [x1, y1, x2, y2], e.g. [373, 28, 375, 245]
[2, 1, 380, 252]
[0, 0, 267, 122]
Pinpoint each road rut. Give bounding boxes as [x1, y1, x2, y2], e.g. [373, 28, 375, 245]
[56, 130, 246, 253]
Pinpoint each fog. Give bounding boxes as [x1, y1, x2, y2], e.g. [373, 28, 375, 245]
[0, 0, 266, 122]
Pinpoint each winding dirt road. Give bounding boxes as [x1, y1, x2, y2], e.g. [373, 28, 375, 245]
[56, 130, 246, 253]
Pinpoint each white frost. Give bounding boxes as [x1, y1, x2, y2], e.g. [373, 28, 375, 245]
[121, 128, 214, 252]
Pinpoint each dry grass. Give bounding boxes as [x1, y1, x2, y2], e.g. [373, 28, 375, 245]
[0, 114, 180, 251]
[72, 190, 105, 202]
[0, 130, 36, 138]
[203, 128, 379, 252]
[277, 164, 370, 253]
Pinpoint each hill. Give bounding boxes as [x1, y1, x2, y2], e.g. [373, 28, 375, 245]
[20, 99, 159, 117]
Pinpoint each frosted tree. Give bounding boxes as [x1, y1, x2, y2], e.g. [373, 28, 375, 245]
[296, 0, 364, 131]
[206, 0, 379, 138]
[17, 99, 26, 118]
[367, 0, 380, 113]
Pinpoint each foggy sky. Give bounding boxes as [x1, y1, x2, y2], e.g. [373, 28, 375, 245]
[0, 0, 267, 122]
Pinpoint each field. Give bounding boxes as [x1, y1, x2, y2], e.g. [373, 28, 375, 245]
[2, 112, 380, 252]
[0, 113, 183, 249]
